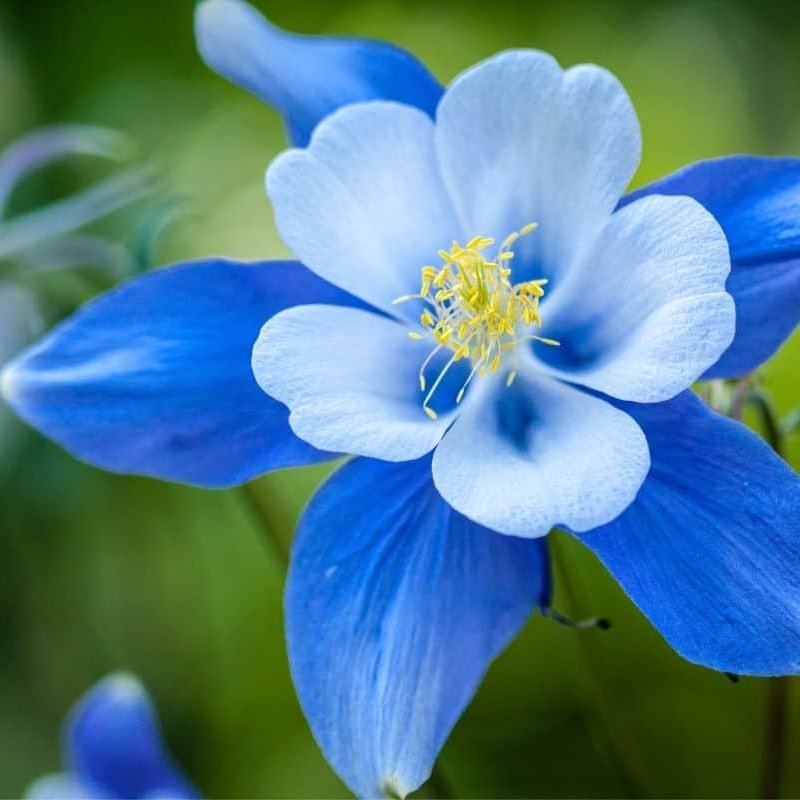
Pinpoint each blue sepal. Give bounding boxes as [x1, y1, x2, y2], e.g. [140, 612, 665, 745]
[621, 156, 800, 377]
[578, 391, 800, 675]
[195, 0, 443, 146]
[286, 455, 549, 797]
[2, 259, 366, 487]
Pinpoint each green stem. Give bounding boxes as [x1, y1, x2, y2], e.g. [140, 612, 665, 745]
[238, 482, 289, 568]
[746, 388, 783, 455]
[548, 534, 646, 798]
[423, 764, 456, 799]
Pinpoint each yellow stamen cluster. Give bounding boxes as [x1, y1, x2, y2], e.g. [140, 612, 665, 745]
[394, 223, 559, 419]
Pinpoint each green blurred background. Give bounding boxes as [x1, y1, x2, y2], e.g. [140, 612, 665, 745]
[2, 0, 800, 796]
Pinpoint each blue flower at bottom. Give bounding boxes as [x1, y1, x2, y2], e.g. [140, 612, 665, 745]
[4, 3, 800, 797]
[27, 674, 199, 800]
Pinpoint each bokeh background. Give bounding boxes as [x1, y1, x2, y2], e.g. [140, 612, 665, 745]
[2, 0, 800, 796]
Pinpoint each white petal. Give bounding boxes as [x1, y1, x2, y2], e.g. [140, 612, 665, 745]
[435, 50, 641, 284]
[253, 305, 459, 461]
[432, 369, 650, 538]
[266, 102, 461, 317]
[536, 194, 734, 402]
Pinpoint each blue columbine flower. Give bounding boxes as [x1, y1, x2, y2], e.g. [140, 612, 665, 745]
[26, 673, 199, 799]
[3, 2, 800, 797]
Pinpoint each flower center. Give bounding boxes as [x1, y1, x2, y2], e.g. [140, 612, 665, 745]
[395, 222, 558, 419]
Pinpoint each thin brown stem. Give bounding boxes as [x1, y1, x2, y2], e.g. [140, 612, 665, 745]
[761, 676, 791, 799]
[730, 374, 754, 421]
[747, 387, 790, 799]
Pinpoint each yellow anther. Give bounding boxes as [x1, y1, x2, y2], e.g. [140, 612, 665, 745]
[502, 231, 519, 249]
[394, 221, 558, 417]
